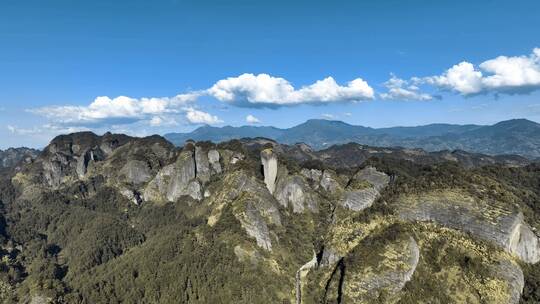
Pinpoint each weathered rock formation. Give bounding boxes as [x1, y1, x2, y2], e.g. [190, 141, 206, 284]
[339, 166, 390, 211]
[274, 175, 319, 213]
[495, 260, 525, 304]
[261, 149, 278, 194]
[342, 235, 419, 303]
[0, 147, 39, 169]
[195, 146, 211, 183]
[144, 150, 201, 202]
[397, 190, 540, 263]
[208, 149, 222, 174]
[237, 201, 273, 251]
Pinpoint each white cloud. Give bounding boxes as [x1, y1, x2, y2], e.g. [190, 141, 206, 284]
[185, 107, 223, 125]
[422, 48, 540, 95]
[29, 93, 200, 127]
[148, 116, 179, 127]
[207, 73, 374, 107]
[321, 113, 336, 119]
[380, 75, 434, 101]
[245, 114, 261, 124]
[8, 124, 89, 136]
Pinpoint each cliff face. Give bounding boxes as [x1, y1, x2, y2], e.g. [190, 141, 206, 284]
[0, 147, 39, 169]
[396, 191, 540, 263]
[2, 133, 540, 303]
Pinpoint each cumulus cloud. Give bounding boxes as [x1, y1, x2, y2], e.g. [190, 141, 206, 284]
[422, 48, 540, 95]
[185, 107, 223, 125]
[380, 75, 434, 101]
[245, 114, 261, 124]
[29, 93, 203, 127]
[207, 73, 374, 107]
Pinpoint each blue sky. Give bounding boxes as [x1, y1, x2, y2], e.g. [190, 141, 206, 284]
[1, 0, 540, 148]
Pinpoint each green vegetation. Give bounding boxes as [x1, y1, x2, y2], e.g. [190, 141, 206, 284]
[1, 136, 540, 303]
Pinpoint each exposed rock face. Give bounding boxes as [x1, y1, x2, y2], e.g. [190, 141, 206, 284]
[0, 147, 39, 169]
[120, 160, 152, 185]
[29, 132, 132, 188]
[274, 175, 318, 213]
[29, 295, 52, 304]
[234, 245, 262, 265]
[120, 188, 143, 205]
[195, 146, 211, 183]
[300, 168, 322, 188]
[261, 149, 278, 194]
[339, 166, 389, 211]
[319, 170, 342, 193]
[341, 188, 380, 211]
[343, 235, 419, 302]
[354, 166, 390, 191]
[75, 148, 105, 178]
[185, 180, 202, 201]
[237, 201, 273, 251]
[319, 247, 341, 267]
[397, 191, 540, 263]
[208, 149, 222, 174]
[144, 151, 201, 202]
[508, 219, 540, 263]
[206, 170, 282, 251]
[166, 151, 197, 200]
[495, 260, 525, 304]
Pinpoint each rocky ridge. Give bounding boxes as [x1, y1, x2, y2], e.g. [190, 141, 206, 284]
[2, 133, 539, 303]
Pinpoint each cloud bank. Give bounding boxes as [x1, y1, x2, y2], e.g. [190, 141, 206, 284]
[422, 48, 540, 95]
[207, 73, 374, 108]
[29, 93, 222, 128]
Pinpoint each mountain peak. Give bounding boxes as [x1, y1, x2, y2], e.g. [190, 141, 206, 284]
[493, 118, 539, 128]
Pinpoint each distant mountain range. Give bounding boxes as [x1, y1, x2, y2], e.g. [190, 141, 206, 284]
[165, 118, 540, 159]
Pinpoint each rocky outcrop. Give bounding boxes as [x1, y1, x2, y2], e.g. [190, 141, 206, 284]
[319, 170, 343, 193]
[237, 201, 273, 251]
[353, 166, 390, 191]
[319, 247, 341, 267]
[343, 235, 419, 302]
[144, 151, 201, 202]
[261, 149, 278, 194]
[206, 170, 282, 251]
[208, 149, 222, 174]
[0, 147, 39, 169]
[494, 260, 525, 304]
[397, 191, 540, 263]
[274, 175, 318, 213]
[341, 188, 380, 211]
[338, 166, 389, 211]
[195, 146, 211, 183]
[119, 160, 152, 185]
[120, 188, 143, 205]
[300, 168, 322, 189]
[508, 219, 540, 264]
